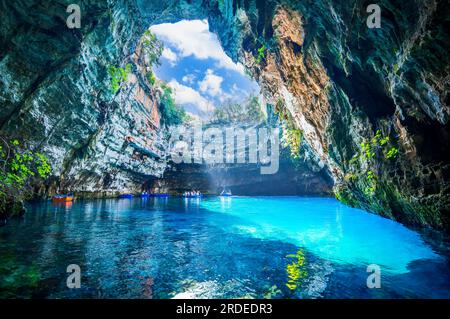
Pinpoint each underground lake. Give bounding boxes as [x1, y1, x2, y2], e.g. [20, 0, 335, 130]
[1, 196, 449, 299]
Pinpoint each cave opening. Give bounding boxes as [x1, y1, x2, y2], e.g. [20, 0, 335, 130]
[137, 19, 332, 196]
[147, 19, 261, 121]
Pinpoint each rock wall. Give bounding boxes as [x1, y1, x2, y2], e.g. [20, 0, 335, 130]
[209, 0, 449, 231]
[154, 156, 332, 196]
[0, 0, 449, 231]
[0, 0, 167, 196]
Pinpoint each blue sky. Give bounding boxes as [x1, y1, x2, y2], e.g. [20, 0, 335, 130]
[150, 20, 260, 119]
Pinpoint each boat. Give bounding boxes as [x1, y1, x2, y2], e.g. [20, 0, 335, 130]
[220, 189, 232, 197]
[52, 194, 74, 203]
[118, 194, 134, 199]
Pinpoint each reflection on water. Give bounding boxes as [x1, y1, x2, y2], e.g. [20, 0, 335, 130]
[219, 196, 232, 209]
[0, 196, 449, 299]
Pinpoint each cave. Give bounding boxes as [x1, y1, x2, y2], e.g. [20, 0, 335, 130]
[0, 0, 449, 300]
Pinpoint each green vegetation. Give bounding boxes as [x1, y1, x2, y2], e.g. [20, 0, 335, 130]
[108, 64, 132, 94]
[285, 248, 308, 291]
[146, 70, 156, 86]
[255, 44, 266, 64]
[210, 95, 265, 125]
[108, 30, 162, 93]
[334, 186, 356, 207]
[354, 130, 398, 163]
[159, 84, 187, 126]
[0, 137, 51, 217]
[140, 30, 163, 87]
[135, 30, 185, 125]
[281, 124, 302, 159]
[347, 129, 399, 196]
[364, 170, 376, 195]
[385, 146, 398, 159]
[141, 30, 164, 67]
[275, 100, 302, 158]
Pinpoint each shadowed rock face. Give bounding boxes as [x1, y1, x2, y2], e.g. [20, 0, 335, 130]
[224, 0, 450, 231]
[152, 158, 333, 196]
[0, 0, 449, 231]
[0, 0, 167, 196]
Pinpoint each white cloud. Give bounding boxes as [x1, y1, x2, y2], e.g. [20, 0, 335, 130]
[150, 20, 245, 75]
[198, 69, 223, 97]
[182, 74, 196, 84]
[168, 79, 214, 115]
[161, 47, 178, 65]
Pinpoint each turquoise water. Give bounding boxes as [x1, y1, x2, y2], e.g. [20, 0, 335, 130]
[201, 197, 438, 274]
[0, 196, 449, 298]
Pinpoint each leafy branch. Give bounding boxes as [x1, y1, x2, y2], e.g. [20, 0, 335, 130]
[0, 136, 52, 215]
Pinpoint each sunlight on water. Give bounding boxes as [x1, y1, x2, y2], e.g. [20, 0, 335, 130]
[200, 197, 439, 274]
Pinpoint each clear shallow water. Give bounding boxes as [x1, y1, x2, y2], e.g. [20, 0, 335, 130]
[0, 196, 449, 299]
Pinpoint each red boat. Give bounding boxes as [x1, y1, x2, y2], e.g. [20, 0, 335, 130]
[52, 195, 74, 203]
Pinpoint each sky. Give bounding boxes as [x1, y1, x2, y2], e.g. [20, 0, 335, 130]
[150, 20, 260, 119]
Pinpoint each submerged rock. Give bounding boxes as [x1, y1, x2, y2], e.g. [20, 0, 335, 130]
[172, 279, 257, 299]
